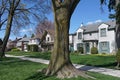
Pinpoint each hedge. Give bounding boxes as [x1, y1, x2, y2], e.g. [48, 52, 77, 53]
[27, 45, 38, 52]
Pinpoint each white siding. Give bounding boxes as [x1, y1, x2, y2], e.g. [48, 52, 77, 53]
[28, 39, 39, 45]
[98, 23, 116, 53]
[74, 28, 83, 51]
[69, 35, 73, 44]
[46, 33, 54, 43]
[108, 30, 116, 53]
[83, 33, 98, 41]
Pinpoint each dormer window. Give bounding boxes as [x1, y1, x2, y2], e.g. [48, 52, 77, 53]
[78, 32, 82, 39]
[100, 28, 106, 37]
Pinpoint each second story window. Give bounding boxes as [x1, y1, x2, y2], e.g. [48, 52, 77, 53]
[78, 32, 82, 39]
[100, 28, 106, 37]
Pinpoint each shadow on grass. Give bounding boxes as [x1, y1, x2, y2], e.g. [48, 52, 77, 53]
[79, 62, 117, 71]
[77, 62, 117, 69]
[25, 72, 49, 80]
[94, 62, 117, 68]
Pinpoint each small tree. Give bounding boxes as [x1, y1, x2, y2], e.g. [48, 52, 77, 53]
[23, 34, 27, 38]
[31, 33, 35, 38]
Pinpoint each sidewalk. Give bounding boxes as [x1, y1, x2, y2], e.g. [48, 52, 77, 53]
[6, 54, 120, 78]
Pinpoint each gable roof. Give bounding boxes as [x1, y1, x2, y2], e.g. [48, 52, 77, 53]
[79, 20, 116, 33]
[19, 37, 30, 42]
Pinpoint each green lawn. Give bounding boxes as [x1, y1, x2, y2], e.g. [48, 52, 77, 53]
[7, 51, 117, 68]
[7, 51, 51, 59]
[0, 57, 120, 80]
[70, 53, 116, 68]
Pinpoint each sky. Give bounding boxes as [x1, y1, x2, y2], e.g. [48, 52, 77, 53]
[0, 0, 113, 40]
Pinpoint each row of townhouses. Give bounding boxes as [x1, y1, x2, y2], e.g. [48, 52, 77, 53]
[69, 20, 116, 54]
[7, 20, 116, 54]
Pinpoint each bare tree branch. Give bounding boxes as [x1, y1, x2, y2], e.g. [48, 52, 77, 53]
[14, 0, 20, 9]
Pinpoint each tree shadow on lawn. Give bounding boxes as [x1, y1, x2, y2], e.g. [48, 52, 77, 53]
[25, 72, 51, 80]
[78, 62, 117, 71]
[94, 62, 117, 68]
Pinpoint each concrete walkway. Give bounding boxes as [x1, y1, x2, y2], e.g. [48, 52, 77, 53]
[6, 54, 120, 78]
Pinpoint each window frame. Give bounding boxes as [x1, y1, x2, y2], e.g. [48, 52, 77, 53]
[78, 32, 82, 39]
[100, 28, 107, 37]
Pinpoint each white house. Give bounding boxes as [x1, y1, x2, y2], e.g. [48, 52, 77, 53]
[28, 38, 40, 45]
[16, 37, 30, 51]
[44, 30, 54, 50]
[72, 20, 116, 54]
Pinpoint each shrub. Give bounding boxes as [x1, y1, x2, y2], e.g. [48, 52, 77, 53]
[27, 45, 38, 52]
[91, 47, 98, 54]
[78, 47, 84, 54]
[11, 48, 20, 52]
[116, 49, 120, 63]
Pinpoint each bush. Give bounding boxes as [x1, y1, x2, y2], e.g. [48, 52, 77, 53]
[78, 47, 84, 54]
[91, 47, 98, 54]
[11, 48, 20, 52]
[27, 45, 30, 51]
[27, 45, 38, 52]
[116, 49, 120, 63]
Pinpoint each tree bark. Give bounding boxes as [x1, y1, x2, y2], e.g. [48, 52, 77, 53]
[116, 2, 120, 49]
[0, 9, 14, 57]
[0, 0, 17, 57]
[45, 0, 92, 79]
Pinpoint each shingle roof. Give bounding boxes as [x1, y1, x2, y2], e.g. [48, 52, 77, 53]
[19, 38, 30, 42]
[80, 20, 116, 33]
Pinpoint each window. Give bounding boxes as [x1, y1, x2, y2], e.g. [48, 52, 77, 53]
[89, 33, 92, 36]
[47, 37, 50, 41]
[77, 43, 83, 49]
[100, 28, 106, 37]
[101, 42, 108, 50]
[99, 42, 109, 53]
[78, 32, 82, 39]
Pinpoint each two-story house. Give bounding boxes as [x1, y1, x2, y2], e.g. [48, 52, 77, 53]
[44, 30, 54, 50]
[73, 20, 116, 54]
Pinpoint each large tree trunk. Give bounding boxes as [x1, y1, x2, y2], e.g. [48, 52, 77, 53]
[115, 2, 120, 68]
[116, 2, 120, 49]
[0, 3, 14, 58]
[45, 1, 92, 79]
[116, 25, 120, 49]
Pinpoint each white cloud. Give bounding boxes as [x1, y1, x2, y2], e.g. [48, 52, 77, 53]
[95, 19, 102, 23]
[20, 28, 33, 32]
[86, 19, 102, 25]
[86, 22, 94, 25]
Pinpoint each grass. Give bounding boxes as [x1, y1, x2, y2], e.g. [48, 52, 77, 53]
[7, 51, 51, 59]
[70, 53, 117, 68]
[0, 57, 20, 61]
[7, 51, 117, 68]
[0, 57, 120, 80]
[0, 57, 46, 80]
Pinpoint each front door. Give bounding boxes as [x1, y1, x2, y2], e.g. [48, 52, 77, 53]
[85, 43, 90, 54]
